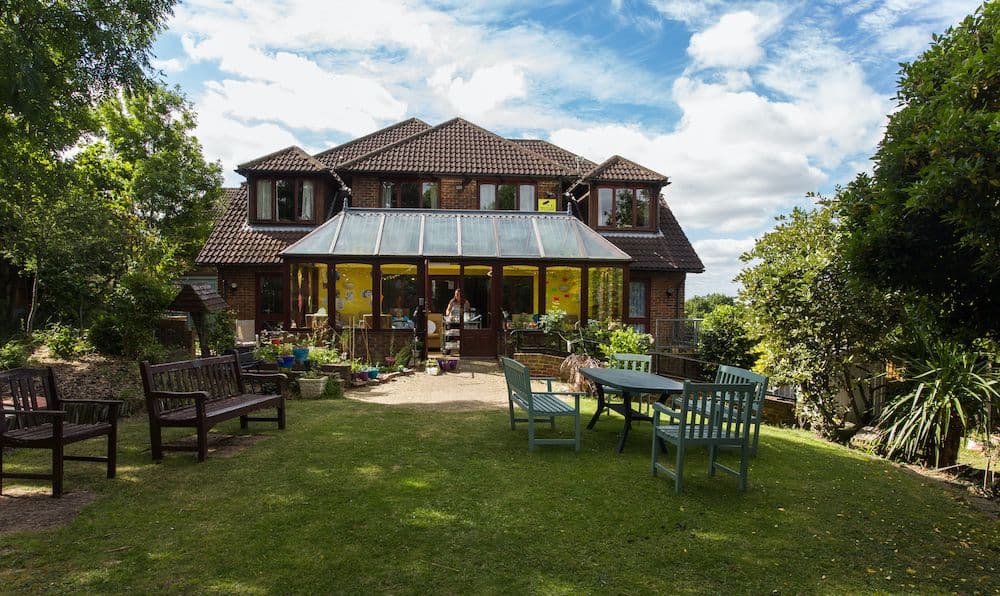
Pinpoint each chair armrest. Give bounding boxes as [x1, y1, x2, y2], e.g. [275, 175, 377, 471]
[148, 390, 210, 401]
[1, 408, 66, 418]
[652, 402, 680, 418]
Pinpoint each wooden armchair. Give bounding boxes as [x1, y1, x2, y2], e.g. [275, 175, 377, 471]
[652, 381, 756, 493]
[1, 367, 121, 497]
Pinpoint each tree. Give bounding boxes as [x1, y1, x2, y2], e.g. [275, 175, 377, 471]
[839, 3, 1000, 341]
[737, 203, 890, 436]
[685, 293, 735, 319]
[697, 303, 756, 377]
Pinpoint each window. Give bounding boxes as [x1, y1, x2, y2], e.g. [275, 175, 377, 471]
[381, 264, 418, 328]
[335, 263, 373, 329]
[545, 266, 581, 324]
[597, 186, 654, 229]
[502, 265, 538, 327]
[589, 267, 623, 320]
[253, 177, 318, 223]
[379, 180, 439, 208]
[628, 279, 650, 332]
[479, 183, 537, 210]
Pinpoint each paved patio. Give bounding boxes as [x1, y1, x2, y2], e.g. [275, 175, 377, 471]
[347, 360, 516, 410]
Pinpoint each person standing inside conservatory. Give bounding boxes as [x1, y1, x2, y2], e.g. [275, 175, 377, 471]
[445, 289, 471, 320]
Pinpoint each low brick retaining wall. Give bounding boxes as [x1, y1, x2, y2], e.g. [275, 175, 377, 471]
[762, 397, 796, 426]
[512, 352, 568, 379]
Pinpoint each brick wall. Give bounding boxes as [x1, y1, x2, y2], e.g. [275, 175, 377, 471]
[350, 177, 380, 208]
[216, 266, 258, 320]
[648, 271, 685, 321]
[440, 177, 479, 209]
[345, 329, 414, 364]
[512, 352, 568, 379]
[536, 179, 562, 210]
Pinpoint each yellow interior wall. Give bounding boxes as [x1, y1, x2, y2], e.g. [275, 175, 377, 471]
[335, 263, 372, 326]
[546, 266, 581, 320]
[428, 263, 461, 275]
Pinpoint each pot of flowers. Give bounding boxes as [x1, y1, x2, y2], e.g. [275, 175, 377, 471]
[384, 355, 397, 367]
[367, 367, 380, 380]
[292, 345, 310, 365]
[276, 343, 295, 371]
[297, 370, 328, 399]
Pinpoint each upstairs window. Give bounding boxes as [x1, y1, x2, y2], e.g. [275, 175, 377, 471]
[380, 181, 439, 208]
[479, 182, 537, 211]
[596, 186, 653, 229]
[253, 177, 316, 223]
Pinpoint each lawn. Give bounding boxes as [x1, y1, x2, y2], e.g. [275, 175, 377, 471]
[1, 398, 998, 594]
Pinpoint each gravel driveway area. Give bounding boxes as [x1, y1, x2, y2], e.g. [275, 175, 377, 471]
[347, 359, 514, 410]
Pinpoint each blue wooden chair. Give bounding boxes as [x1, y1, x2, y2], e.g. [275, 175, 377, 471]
[714, 366, 769, 456]
[500, 358, 583, 452]
[604, 353, 653, 414]
[652, 381, 756, 493]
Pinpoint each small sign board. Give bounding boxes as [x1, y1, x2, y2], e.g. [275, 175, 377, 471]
[538, 198, 557, 212]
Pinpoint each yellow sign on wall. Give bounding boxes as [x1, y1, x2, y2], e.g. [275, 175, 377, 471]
[538, 198, 557, 212]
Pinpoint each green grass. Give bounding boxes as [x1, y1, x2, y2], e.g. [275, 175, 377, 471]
[2, 399, 999, 594]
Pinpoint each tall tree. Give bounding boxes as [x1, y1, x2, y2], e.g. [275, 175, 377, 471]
[839, 2, 1000, 340]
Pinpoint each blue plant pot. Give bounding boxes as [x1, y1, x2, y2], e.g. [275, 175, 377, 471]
[276, 355, 295, 371]
[292, 347, 310, 364]
[367, 368, 379, 380]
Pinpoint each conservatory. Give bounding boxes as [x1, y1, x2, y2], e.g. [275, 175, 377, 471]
[280, 207, 632, 357]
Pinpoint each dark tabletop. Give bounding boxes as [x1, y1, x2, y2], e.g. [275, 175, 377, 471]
[579, 367, 683, 394]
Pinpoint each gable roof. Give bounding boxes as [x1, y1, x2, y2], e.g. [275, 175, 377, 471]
[314, 118, 431, 169]
[509, 139, 597, 174]
[237, 146, 328, 174]
[338, 118, 573, 178]
[601, 201, 703, 272]
[196, 187, 309, 265]
[585, 155, 668, 183]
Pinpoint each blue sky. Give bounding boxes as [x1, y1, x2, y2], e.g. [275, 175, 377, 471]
[151, 0, 984, 296]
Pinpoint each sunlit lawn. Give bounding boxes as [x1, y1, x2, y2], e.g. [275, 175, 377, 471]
[1, 398, 998, 594]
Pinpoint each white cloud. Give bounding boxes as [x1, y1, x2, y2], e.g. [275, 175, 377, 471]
[151, 57, 184, 73]
[439, 63, 527, 116]
[685, 237, 757, 295]
[687, 9, 783, 69]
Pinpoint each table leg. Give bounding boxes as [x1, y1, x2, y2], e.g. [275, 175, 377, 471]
[587, 383, 605, 430]
[616, 392, 632, 453]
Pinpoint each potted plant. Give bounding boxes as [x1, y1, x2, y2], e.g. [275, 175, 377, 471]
[292, 338, 311, 365]
[297, 369, 328, 399]
[276, 343, 295, 371]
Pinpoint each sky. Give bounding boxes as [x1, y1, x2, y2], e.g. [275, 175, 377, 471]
[150, 0, 984, 297]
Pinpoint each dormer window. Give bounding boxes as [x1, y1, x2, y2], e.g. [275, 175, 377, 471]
[380, 180, 439, 209]
[596, 186, 653, 229]
[254, 177, 315, 223]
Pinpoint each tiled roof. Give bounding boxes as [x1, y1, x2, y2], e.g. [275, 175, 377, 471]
[339, 118, 573, 178]
[509, 139, 597, 174]
[602, 201, 703, 272]
[585, 155, 668, 183]
[237, 146, 328, 174]
[196, 187, 308, 265]
[314, 118, 431, 169]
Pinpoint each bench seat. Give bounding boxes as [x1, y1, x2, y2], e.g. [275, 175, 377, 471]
[3, 422, 113, 444]
[159, 394, 281, 424]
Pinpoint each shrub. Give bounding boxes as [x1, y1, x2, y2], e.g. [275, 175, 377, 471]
[88, 272, 174, 358]
[876, 333, 1000, 467]
[204, 309, 237, 355]
[0, 339, 29, 370]
[539, 306, 568, 334]
[40, 322, 83, 360]
[320, 375, 344, 400]
[308, 347, 341, 365]
[697, 303, 756, 376]
[598, 326, 654, 360]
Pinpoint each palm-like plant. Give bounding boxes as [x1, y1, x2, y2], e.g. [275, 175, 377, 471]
[877, 335, 999, 468]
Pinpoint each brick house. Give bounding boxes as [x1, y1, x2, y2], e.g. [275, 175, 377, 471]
[196, 117, 702, 358]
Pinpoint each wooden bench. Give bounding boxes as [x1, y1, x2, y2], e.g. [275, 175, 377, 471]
[227, 346, 263, 372]
[139, 355, 287, 462]
[500, 357, 583, 451]
[1, 367, 121, 497]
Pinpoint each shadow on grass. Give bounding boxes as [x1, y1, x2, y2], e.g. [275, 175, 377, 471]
[1, 398, 998, 594]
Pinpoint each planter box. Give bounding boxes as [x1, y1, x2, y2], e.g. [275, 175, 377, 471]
[320, 364, 352, 384]
[298, 376, 329, 399]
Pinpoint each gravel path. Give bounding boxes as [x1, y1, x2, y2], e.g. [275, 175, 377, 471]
[347, 360, 515, 410]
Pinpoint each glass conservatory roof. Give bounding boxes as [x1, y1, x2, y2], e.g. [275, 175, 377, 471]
[281, 208, 632, 262]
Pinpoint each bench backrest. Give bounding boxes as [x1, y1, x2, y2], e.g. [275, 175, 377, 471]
[610, 353, 652, 373]
[140, 355, 246, 415]
[676, 381, 756, 442]
[715, 365, 768, 417]
[0, 367, 60, 430]
[500, 357, 534, 409]
[227, 347, 260, 371]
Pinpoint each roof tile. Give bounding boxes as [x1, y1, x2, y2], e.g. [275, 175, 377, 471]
[509, 139, 597, 174]
[585, 155, 668, 183]
[314, 118, 431, 168]
[237, 146, 328, 174]
[602, 202, 703, 272]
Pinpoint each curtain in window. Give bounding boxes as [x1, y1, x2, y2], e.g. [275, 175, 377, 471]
[519, 185, 535, 211]
[299, 181, 314, 220]
[480, 184, 496, 210]
[256, 180, 272, 219]
[381, 181, 394, 208]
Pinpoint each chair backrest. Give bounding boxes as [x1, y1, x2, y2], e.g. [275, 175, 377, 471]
[610, 353, 652, 373]
[140, 355, 246, 415]
[676, 381, 756, 442]
[715, 365, 769, 416]
[0, 367, 59, 430]
[500, 357, 533, 408]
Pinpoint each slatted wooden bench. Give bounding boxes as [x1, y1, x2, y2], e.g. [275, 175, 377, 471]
[1, 367, 121, 497]
[139, 355, 287, 462]
[227, 347, 263, 372]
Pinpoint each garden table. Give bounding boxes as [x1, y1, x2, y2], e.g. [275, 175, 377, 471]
[579, 367, 683, 453]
